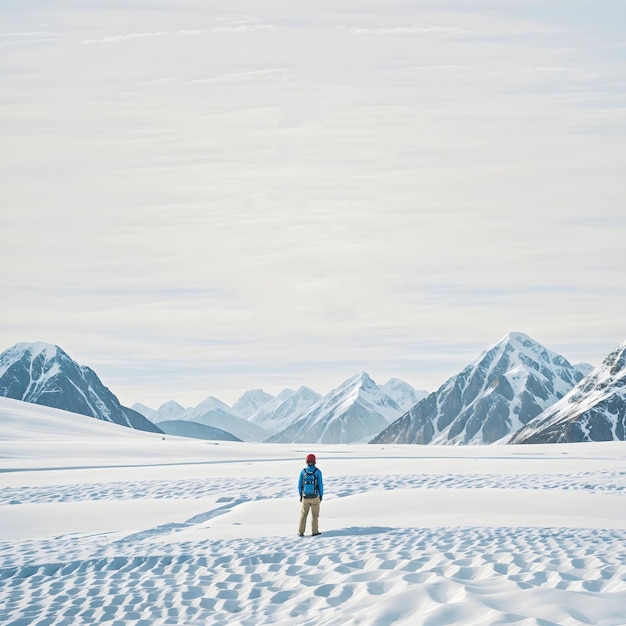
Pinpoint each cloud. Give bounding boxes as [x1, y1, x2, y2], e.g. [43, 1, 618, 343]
[0, 31, 60, 45]
[521, 66, 569, 73]
[80, 21, 274, 45]
[190, 68, 290, 84]
[209, 24, 274, 34]
[81, 31, 168, 44]
[176, 29, 208, 36]
[347, 24, 468, 36]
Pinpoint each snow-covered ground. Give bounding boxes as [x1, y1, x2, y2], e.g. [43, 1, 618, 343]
[1, 397, 626, 625]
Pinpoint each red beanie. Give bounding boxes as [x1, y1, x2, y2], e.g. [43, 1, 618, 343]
[306, 453, 316, 464]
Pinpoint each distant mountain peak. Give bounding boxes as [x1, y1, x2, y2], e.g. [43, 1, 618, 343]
[381, 378, 428, 413]
[179, 395, 270, 442]
[0, 341, 161, 434]
[372, 333, 584, 446]
[160, 399, 186, 411]
[195, 395, 232, 411]
[232, 389, 274, 418]
[487, 331, 549, 360]
[13, 340, 60, 354]
[340, 370, 378, 391]
[352, 370, 373, 383]
[502, 331, 533, 345]
[276, 388, 296, 400]
[148, 400, 187, 423]
[248, 386, 321, 435]
[131, 402, 155, 418]
[268, 372, 402, 444]
[0, 342, 60, 377]
[385, 376, 409, 385]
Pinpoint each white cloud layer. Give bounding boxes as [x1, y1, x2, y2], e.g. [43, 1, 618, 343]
[347, 24, 468, 36]
[1, 0, 624, 406]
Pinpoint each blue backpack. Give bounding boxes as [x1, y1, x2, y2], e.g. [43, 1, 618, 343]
[302, 467, 319, 498]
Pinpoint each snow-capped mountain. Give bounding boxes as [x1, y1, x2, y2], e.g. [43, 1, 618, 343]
[179, 396, 269, 442]
[371, 332, 585, 445]
[268, 372, 403, 444]
[0, 342, 161, 434]
[249, 386, 321, 435]
[380, 378, 428, 413]
[131, 402, 155, 419]
[232, 389, 274, 418]
[157, 420, 242, 442]
[510, 341, 626, 444]
[143, 400, 187, 424]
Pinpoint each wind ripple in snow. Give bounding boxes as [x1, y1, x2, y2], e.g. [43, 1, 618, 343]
[2, 469, 625, 506]
[1, 528, 626, 625]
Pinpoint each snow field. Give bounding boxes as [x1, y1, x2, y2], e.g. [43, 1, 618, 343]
[2, 526, 626, 625]
[1, 399, 626, 625]
[2, 462, 626, 625]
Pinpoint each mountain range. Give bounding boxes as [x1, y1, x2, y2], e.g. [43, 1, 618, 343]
[248, 387, 321, 435]
[1, 335, 623, 446]
[267, 371, 405, 444]
[232, 389, 275, 419]
[166, 395, 270, 442]
[135, 375, 424, 444]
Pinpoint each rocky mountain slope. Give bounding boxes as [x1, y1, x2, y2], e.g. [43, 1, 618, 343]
[371, 332, 585, 445]
[0, 342, 161, 433]
[510, 341, 626, 443]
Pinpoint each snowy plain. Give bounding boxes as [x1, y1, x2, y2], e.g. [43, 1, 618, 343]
[1, 397, 626, 625]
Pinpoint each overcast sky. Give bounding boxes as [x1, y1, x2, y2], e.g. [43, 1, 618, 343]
[1, 0, 624, 408]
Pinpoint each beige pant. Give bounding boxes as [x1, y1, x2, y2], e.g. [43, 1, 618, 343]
[298, 496, 321, 535]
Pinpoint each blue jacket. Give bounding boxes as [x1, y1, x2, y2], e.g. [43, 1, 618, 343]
[298, 465, 323, 499]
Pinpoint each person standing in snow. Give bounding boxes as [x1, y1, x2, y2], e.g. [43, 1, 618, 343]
[298, 453, 323, 537]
